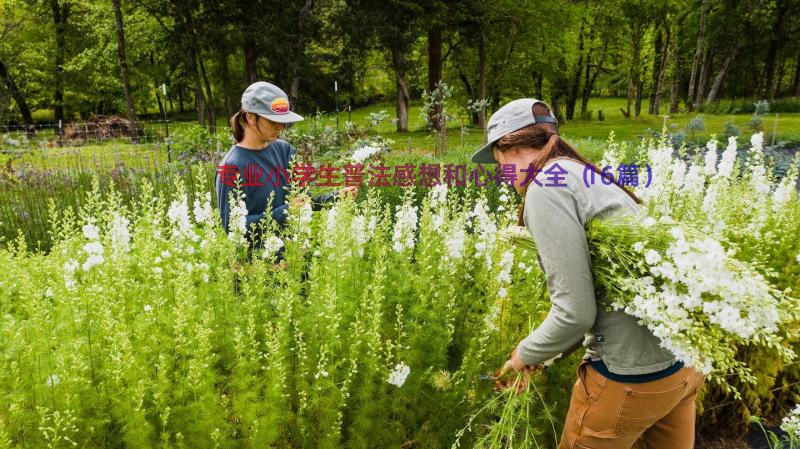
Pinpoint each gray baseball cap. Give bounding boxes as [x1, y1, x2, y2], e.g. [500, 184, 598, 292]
[470, 98, 558, 164]
[241, 81, 304, 126]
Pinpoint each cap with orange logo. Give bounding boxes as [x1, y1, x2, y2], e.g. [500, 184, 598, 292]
[241, 81, 304, 126]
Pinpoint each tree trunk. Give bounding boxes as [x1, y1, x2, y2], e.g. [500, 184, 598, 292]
[221, 53, 233, 118]
[535, 70, 543, 100]
[199, 56, 216, 134]
[650, 25, 671, 115]
[706, 44, 740, 104]
[0, 59, 35, 135]
[669, 35, 681, 113]
[189, 52, 205, 127]
[686, 0, 707, 112]
[549, 94, 564, 124]
[289, 77, 300, 112]
[695, 50, 712, 106]
[154, 80, 165, 118]
[793, 51, 800, 97]
[581, 37, 607, 116]
[243, 38, 258, 84]
[112, 0, 137, 140]
[763, 0, 788, 98]
[630, 34, 643, 118]
[478, 33, 487, 136]
[390, 46, 409, 133]
[566, 17, 586, 120]
[427, 29, 443, 130]
[50, 0, 70, 127]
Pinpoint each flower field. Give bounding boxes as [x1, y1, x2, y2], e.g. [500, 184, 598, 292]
[1, 132, 799, 448]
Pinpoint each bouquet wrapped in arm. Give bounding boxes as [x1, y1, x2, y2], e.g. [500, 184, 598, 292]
[499, 215, 799, 395]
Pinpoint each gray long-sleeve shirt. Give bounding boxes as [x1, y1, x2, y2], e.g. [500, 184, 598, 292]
[518, 157, 676, 375]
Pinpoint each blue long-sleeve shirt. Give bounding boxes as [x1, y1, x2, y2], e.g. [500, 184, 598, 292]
[215, 139, 337, 246]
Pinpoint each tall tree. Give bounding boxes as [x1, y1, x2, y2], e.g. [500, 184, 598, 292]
[763, 0, 790, 98]
[112, 0, 137, 130]
[50, 0, 70, 125]
[686, 0, 708, 111]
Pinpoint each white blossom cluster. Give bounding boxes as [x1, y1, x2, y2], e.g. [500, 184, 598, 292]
[262, 236, 284, 259]
[110, 213, 130, 256]
[495, 250, 514, 299]
[387, 362, 410, 388]
[428, 183, 448, 232]
[443, 223, 466, 262]
[227, 195, 248, 245]
[619, 226, 781, 374]
[193, 192, 215, 226]
[470, 198, 497, 269]
[63, 259, 79, 291]
[168, 195, 199, 242]
[781, 404, 800, 440]
[351, 145, 381, 164]
[392, 202, 418, 253]
[81, 224, 105, 271]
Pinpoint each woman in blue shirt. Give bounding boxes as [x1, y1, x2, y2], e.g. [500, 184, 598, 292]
[215, 81, 357, 251]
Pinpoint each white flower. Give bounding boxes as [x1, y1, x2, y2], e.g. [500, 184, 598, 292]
[82, 253, 105, 271]
[64, 259, 79, 290]
[46, 374, 59, 387]
[644, 249, 662, 265]
[161, 250, 171, 258]
[750, 131, 764, 151]
[497, 287, 508, 298]
[263, 236, 285, 258]
[796, 252, 800, 264]
[443, 226, 466, 262]
[470, 198, 497, 268]
[351, 145, 381, 163]
[168, 195, 196, 240]
[716, 136, 738, 179]
[144, 304, 153, 313]
[110, 213, 130, 256]
[45, 287, 53, 297]
[643, 217, 657, 227]
[496, 251, 514, 284]
[153, 267, 163, 274]
[351, 215, 368, 257]
[228, 196, 248, 244]
[82, 223, 100, 240]
[194, 193, 215, 226]
[781, 404, 800, 439]
[703, 138, 718, 176]
[392, 202, 418, 253]
[633, 242, 645, 253]
[388, 362, 411, 388]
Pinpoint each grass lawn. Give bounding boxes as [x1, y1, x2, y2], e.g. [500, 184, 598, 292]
[8, 97, 799, 170]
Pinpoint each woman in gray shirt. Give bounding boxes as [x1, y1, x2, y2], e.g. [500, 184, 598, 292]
[471, 99, 705, 449]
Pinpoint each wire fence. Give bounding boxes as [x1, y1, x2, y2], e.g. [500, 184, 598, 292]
[0, 118, 228, 157]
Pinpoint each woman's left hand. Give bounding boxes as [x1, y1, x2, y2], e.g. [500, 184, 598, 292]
[340, 186, 359, 199]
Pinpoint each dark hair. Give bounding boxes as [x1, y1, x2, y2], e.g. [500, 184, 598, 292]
[494, 103, 643, 226]
[230, 109, 247, 142]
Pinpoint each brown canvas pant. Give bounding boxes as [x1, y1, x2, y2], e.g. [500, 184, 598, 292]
[558, 360, 705, 449]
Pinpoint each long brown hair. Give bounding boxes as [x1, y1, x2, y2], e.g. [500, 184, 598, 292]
[495, 103, 642, 226]
[230, 109, 247, 142]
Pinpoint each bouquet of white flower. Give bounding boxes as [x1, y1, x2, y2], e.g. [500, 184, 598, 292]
[499, 216, 799, 395]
